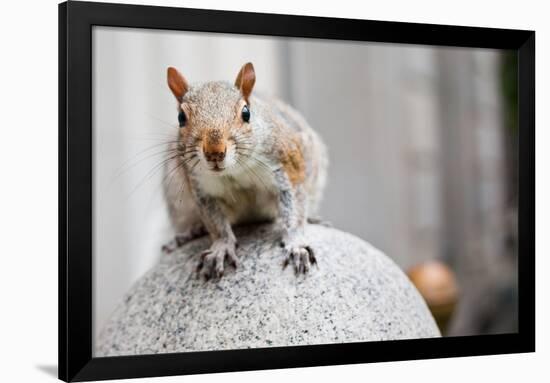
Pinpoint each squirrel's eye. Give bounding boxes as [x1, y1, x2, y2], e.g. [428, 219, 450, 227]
[178, 111, 187, 127]
[241, 105, 250, 123]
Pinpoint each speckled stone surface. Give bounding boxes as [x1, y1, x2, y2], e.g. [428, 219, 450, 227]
[96, 224, 440, 356]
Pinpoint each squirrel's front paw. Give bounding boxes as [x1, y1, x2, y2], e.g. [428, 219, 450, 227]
[281, 241, 317, 275]
[196, 239, 238, 280]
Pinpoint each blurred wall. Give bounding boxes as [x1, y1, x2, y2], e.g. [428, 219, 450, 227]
[92, 27, 514, 347]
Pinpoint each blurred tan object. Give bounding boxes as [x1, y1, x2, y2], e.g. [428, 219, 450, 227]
[407, 261, 459, 334]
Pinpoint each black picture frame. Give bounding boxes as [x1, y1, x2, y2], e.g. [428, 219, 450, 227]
[59, 1, 535, 381]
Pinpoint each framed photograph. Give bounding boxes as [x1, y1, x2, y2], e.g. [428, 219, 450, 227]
[59, 1, 535, 381]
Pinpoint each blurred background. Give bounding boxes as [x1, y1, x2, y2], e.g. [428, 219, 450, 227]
[92, 27, 518, 349]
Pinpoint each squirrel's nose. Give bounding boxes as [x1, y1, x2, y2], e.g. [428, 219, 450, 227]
[203, 129, 227, 162]
[203, 146, 226, 162]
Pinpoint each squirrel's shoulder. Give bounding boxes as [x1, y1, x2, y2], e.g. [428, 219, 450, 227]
[252, 95, 320, 186]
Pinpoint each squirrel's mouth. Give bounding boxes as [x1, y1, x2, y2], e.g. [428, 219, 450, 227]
[209, 164, 225, 172]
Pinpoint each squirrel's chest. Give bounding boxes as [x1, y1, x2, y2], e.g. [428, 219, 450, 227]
[196, 165, 279, 224]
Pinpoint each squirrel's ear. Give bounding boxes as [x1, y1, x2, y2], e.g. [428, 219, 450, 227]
[234, 62, 255, 103]
[167, 67, 189, 103]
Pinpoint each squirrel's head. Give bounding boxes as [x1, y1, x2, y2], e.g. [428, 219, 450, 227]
[167, 63, 256, 175]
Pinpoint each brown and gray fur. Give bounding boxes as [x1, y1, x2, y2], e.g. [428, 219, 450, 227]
[163, 63, 327, 279]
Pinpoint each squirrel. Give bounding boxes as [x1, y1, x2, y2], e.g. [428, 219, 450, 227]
[162, 62, 328, 279]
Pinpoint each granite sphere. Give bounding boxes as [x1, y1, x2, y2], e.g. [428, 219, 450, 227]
[97, 224, 440, 356]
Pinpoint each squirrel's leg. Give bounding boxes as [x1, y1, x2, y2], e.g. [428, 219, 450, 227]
[192, 194, 238, 280]
[276, 170, 317, 274]
[161, 224, 207, 255]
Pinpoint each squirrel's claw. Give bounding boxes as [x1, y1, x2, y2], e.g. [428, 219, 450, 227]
[196, 240, 238, 280]
[282, 244, 317, 275]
